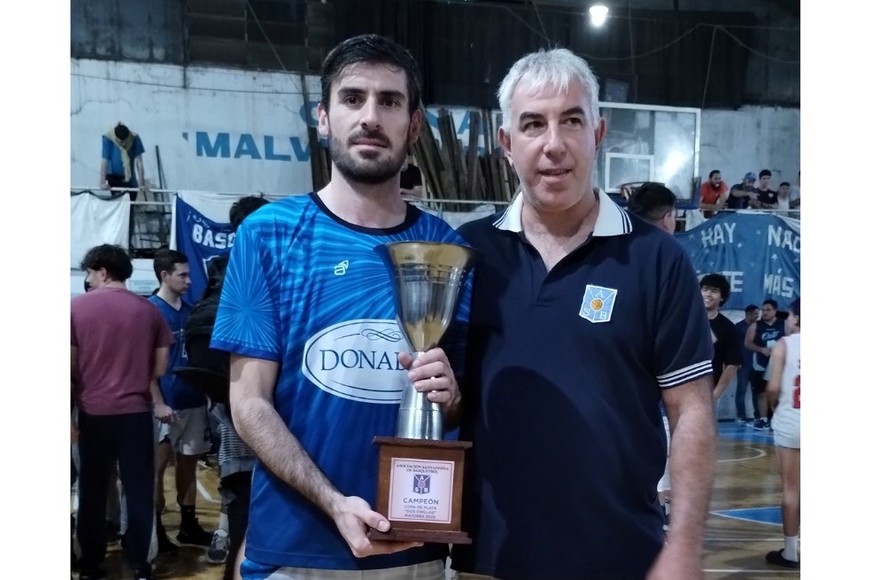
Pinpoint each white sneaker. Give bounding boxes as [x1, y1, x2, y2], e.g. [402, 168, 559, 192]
[206, 529, 229, 564]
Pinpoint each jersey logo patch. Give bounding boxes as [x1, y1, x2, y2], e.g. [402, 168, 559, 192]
[579, 285, 618, 323]
[334, 260, 349, 276]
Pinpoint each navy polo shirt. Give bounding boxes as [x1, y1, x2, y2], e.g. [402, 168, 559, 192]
[452, 192, 713, 580]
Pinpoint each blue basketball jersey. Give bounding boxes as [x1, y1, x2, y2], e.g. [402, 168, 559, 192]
[148, 296, 205, 410]
[211, 193, 471, 570]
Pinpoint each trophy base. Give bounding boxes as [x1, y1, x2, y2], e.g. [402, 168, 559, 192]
[372, 436, 472, 545]
[367, 527, 472, 544]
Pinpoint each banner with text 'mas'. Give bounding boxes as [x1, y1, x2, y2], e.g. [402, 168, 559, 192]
[675, 211, 800, 310]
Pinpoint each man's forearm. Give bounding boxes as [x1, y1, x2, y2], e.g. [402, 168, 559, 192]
[149, 379, 167, 407]
[712, 365, 738, 400]
[665, 384, 716, 554]
[744, 342, 766, 355]
[233, 395, 343, 517]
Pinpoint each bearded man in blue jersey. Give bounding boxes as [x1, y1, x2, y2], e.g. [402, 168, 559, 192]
[211, 34, 471, 580]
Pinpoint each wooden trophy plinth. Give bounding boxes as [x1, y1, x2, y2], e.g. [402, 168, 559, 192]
[367, 436, 472, 544]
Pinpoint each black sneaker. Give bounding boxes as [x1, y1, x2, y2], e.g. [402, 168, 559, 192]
[177, 519, 213, 546]
[105, 520, 121, 544]
[157, 529, 180, 553]
[78, 568, 108, 580]
[766, 548, 799, 569]
[133, 567, 153, 580]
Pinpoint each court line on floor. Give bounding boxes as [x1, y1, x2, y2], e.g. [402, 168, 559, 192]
[717, 446, 767, 463]
[197, 481, 220, 504]
[710, 512, 780, 526]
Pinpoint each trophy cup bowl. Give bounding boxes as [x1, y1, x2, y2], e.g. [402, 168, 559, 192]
[369, 241, 476, 544]
[374, 241, 476, 440]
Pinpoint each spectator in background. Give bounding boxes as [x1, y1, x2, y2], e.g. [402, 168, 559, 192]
[753, 169, 778, 209]
[100, 122, 147, 201]
[626, 182, 677, 234]
[776, 182, 791, 213]
[399, 153, 423, 199]
[764, 298, 801, 570]
[734, 305, 759, 425]
[699, 274, 742, 406]
[181, 195, 270, 578]
[71, 244, 173, 580]
[149, 249, 215, 551]
[699, 170, 729, 217]
[744, 299, 787, 430]
[789, 171, 801, 216]
[726, 172, 758, 210]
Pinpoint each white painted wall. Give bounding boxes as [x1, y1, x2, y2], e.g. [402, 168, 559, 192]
[71, 59, 800, 196]
[72, 59, 321, 194]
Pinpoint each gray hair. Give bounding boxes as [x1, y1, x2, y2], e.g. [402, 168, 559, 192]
[497, 48, 601, 131]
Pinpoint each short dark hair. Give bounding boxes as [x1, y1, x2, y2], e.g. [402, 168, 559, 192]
[627, 182, 676, 223]
[80, 244, 134, 282]
[789, 297, 800, 318]
[779, 182, 790, 188]
[230, 196, 270, 232]
[744, 304, 759, 313]
[708, 170, 720, 179]
[762, 298, 778, 309]
[320, 34, 422, 114]
[759, 169, 772, 178]
[699, 273, 731, 304]
[114, 123, 130, 140]
[152, 248, 189, 282]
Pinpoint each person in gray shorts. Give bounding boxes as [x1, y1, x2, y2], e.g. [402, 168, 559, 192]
[149, 249, 214, 549]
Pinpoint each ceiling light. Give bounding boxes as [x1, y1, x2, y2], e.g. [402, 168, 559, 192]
[589, 4, 609, 28]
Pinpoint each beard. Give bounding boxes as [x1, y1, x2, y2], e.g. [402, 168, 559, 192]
[328, 130, 408, 185]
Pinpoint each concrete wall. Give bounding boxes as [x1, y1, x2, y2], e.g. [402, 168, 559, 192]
[72, 59, 321, 194]
[700, 106, 800, 189]
[71, 59, 800, 195]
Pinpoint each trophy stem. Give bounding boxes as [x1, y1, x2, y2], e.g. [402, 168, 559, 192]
[395, 351, 443, 440]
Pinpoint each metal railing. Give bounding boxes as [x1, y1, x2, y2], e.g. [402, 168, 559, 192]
[71, 187, 798, 257]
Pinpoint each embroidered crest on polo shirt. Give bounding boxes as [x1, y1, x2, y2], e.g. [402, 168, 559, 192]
[579, 284, 618, 323]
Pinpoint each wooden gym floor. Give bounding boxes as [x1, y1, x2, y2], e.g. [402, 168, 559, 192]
[77, 421, 798, 579]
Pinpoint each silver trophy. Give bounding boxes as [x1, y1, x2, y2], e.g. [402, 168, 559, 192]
[375, 241, 475, 441]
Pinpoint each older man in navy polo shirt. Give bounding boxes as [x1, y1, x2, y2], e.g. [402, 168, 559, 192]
[451, 48, 716, 580]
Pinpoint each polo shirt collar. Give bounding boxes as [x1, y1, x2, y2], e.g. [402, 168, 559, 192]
[493, 189, 632, 237]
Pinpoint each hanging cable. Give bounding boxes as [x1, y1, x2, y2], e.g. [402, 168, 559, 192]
[716, 25, 800, 64]
[701, 25, 718, 109]
[246, 0, 288, 72]
[528, 0, 553, 48]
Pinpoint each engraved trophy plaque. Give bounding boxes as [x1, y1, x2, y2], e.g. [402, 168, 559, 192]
[368, 241, 475, 544]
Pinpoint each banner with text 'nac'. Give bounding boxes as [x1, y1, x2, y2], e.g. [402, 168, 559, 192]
[675, 211, 800, 310]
